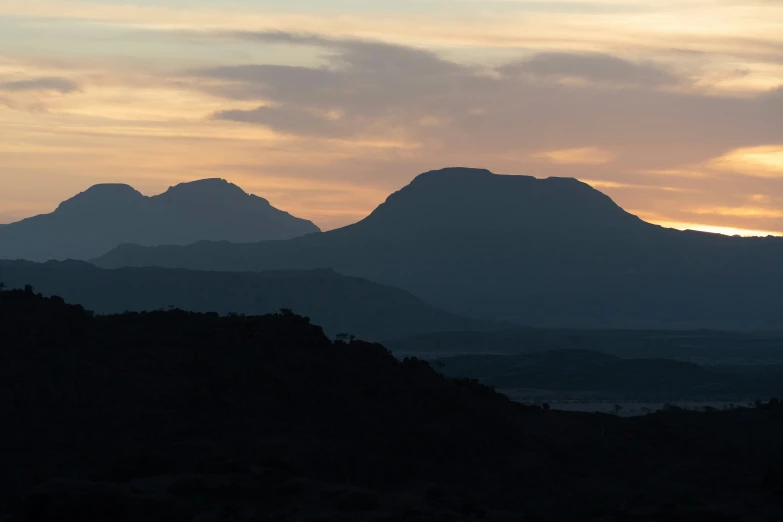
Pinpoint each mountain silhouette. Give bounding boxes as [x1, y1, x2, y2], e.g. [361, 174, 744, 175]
[94, 167, 783, 329]
[0, 260, 500, 340]
[0, 178, 319, 261]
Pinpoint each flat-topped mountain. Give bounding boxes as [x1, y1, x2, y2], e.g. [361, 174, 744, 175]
[0, 178, 319, 261]
[351, 167, 645, 236]
[94, 167, 783, 329]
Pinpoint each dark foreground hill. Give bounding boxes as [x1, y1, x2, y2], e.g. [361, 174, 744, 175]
[0, 260, 498, 340]
[95, 167, 783, 330]
[0, 178, 318, 261]
[4, 291, 783, 521]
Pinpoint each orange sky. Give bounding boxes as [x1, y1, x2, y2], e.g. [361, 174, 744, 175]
[1, 0, 782, 235]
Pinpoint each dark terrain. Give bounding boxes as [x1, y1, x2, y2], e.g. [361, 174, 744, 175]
[94, 168, 783, 330]
[386, 328, 783, 364]
[0, 178, 318, 261]
[4, 289, 783, 521]
[391, 329, 783, 403]
[0, 260, 498, 340]
[432, 350, 783, 401]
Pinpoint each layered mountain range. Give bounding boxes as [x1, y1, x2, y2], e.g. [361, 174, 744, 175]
[0, 260, 499, 340]
[93, 167, 783, 330]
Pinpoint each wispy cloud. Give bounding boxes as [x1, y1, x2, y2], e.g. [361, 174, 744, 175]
[499, 52, 680, 86]
[534, 147, 615, 165]
[582, 180, 687, 192]
[195, 32, 781, 170]
[690, 206, 783, 218]
[708, 145, 783, 178]
[0, 77, 79, 93]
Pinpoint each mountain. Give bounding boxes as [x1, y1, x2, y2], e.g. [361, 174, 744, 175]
[94, 167, 783, 329]
[0, 260, 499, 340]
[0, 178, 319, 261]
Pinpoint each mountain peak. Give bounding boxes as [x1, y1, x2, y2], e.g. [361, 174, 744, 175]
[68, 183, 141, 198]
[407, 167, 594, 196]
[411, 167, 590, 190]
[168, 178, 234, 189]
[161, 178, 252, 199]
[56, 184, 143, 212]
[356, 168, 637, 234]
[418, 166, 494, 177]
[410, 167, 495, 185]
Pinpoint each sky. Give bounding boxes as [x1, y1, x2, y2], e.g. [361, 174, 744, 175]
[0, 0, 782, 234]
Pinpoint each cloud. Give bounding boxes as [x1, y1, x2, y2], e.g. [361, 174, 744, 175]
[196, 35, 471, 113]
[0, 77, 79, 94]
[214, 105, 348, 137]
[193, 32, 782, 172]
[637, 168, 711, 178]
[690, 206, 783, 218]
[198, 35, 477, 137]
[234, 31, 465, 76]
[196, 64, 335, 101]
[582, 179, 686, 192]
[708, 145, 783, 178]
[498, 52, 680, 86]
[533, 146, 615, 165]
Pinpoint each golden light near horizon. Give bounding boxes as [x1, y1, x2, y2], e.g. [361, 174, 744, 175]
[650, 220, 783, 238]
[0, 0, 782, 235]
[709, 146, 783, 179]
[534, 147, 615, 166]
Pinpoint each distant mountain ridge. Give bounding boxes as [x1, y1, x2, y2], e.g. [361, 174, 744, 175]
[0, 259, 501, 340]
[0, 178, 319, 261]
[94, 167, 783, 329]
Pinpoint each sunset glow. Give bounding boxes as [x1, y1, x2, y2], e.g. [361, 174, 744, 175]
[534, 148, 615, 166]
[648, 220, 783, 238]
[1, 0, 782, 234]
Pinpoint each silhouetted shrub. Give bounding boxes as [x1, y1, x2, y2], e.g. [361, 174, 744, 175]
[336, 491, 380, 512]
[424, 486, 444, 501]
